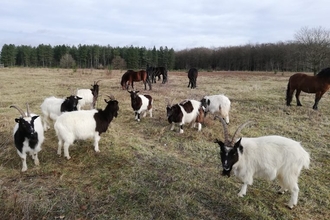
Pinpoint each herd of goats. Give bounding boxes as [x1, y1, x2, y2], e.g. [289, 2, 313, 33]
[16, 66, 330, 209]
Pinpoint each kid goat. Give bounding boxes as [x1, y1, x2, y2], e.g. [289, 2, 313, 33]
[54, 96, 119, 160]
[128, 90, 153, 122]
[201, 94, 231, 124]
[76, 80, 100, 110]
[11, 104, 44, 172]
[214, 117, 310, 209]
[40, 95, 82, 131]
[166, 99, 204, 133]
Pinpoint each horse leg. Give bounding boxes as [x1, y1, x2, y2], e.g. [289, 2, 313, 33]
[313, 92, 324, 110]
[295, 90, 302, 106]
[144, 80, 147, 90]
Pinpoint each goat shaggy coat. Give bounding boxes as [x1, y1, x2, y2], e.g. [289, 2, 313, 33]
[222, 135, 310, 209]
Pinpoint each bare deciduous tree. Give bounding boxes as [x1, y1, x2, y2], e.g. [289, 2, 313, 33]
[295, 26, 330, 75]
[60, 53, 76, 68]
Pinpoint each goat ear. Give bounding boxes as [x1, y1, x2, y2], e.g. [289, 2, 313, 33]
[31, 115, 39, 121]
[215, 139, 225, 151]
[234, 138, 243, 153]
[207, 99, 210, 105]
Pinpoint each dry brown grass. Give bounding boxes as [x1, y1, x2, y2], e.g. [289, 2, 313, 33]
[0, 68, 329, 220]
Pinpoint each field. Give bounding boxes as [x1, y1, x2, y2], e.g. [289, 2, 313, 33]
[0, 68, 329, 220]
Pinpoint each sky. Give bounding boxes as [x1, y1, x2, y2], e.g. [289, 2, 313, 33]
[0, 0, 329, 51]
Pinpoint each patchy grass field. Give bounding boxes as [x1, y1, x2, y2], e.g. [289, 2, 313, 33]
[0, 68, 329, 220]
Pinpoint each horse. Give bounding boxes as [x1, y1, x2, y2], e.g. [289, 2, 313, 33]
[286, 67, 330, 110]
[187, 68, 198, 89]
[121, 70, 151, 90]
[146, 66, 168, 84]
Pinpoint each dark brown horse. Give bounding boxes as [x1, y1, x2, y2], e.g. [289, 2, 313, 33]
[121, 70, 151, 90]
[286, 67, 330, 110]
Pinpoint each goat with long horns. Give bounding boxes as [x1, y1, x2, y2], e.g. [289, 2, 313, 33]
[214, 116, 310, 209]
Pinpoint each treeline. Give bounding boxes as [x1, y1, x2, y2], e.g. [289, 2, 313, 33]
[1, 41, 330, 72]
[176, 42, 330, 72]
[0, 44, 176, 70]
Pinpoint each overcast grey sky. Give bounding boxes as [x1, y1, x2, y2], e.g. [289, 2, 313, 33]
[0, 0, 329, 51]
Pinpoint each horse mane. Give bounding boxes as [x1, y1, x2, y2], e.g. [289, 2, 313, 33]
[316, 67, 330, 78]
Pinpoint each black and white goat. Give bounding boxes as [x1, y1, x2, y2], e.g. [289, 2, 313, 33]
[54, 96, 119, 160]
[128, 90, 153, 122]
[201, 94, 231, 124]
[76, 80, 100, 110]
[11, 104, 44, 172]
[166, 99, 204, 133]
[214, 117, 310, 209]
[40, 95, 82, 131]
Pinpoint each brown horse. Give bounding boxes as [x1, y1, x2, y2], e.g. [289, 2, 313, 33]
[121, 70, 151, 90]
[286, 67, 330, 110]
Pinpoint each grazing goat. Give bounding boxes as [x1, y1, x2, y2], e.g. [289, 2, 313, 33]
[10, 104, 44, 172]
[214, 117, 310, 209]
[40, 95, 82, 131]
[187, 68, 198, 89]
[128, 90, 153, 121]
[76, 80, 100, 110]
[54, 96, 119, 160]
[166, 99, 204, 133]
[201, 94, 231, 124]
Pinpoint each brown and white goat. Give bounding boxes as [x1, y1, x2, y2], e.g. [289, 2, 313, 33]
[166, 99, 204, 133]
[128, 90, 153, 121]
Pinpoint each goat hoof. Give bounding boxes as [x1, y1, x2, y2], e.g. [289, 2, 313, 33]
[286, 203, 294, 209]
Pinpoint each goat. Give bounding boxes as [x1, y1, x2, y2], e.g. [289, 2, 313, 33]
[187, 68, 198, 89]
[166, 99, 204, 133]
[10, 104, 44, 172]
[128, 90, 153, 121]
[54, 96, 119, 160]
[201, 94, 231, 124]
[40, 95, 82, 131]
[76, 80, 100, 110]
[214, 117, 310, 209]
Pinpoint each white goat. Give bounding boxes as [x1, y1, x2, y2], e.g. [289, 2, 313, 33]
[54, 97, 119, 159]
[214, 117, 310, 209]
[76, 80, 100, 110]
[40, 95, 81, 131]
[201, 94, 230, 124]
[11, 104, 44, 172]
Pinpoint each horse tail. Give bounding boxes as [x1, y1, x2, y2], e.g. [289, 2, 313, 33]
[286, 80, 291, 105]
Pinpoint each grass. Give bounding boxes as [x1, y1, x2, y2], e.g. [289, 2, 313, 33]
[0, 67, 329, 220]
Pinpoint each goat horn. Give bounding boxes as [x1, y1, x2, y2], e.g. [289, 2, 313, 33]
[231, 121, 254, 146]
[26, 103, 31, 117]
[10, 105, 26, 117]
[106, 94, 115, 100]
[215, 116, 230, 145]
[94, 80, 101, 85]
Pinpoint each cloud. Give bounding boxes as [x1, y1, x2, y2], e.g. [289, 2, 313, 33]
[0, 0, 329, 50]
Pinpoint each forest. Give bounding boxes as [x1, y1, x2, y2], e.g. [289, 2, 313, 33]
[1, 27, 330, 73]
